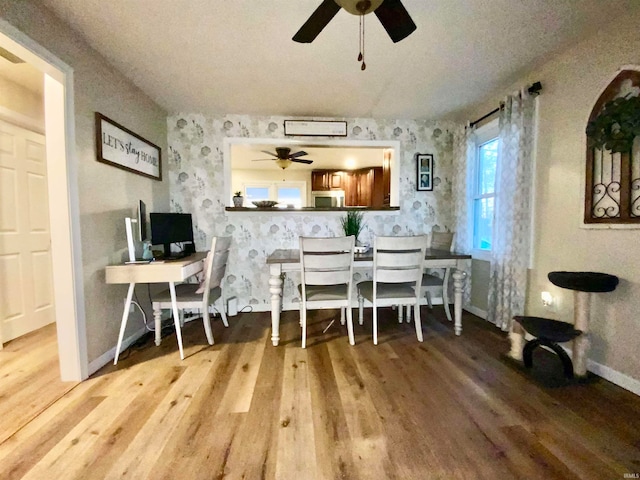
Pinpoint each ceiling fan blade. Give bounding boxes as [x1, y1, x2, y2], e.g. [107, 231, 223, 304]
[292, 0, 342, 43]
[252, 158, 277, 162]
[0, 46, 25, 64]
[291, 158, 314, 164]
[374, 0, 417, 43]
[260, 150, 279, 157]
[288, 150, 308, 159]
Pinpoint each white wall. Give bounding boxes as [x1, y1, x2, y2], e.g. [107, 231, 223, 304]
[169, 114, 457, 310]
[0, 0, 170, 369]
[459, 9, 640, 385]
[0, 75, 43, 125]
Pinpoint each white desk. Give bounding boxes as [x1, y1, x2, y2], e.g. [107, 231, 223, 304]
[105, 252, 207, 364]
[266, 248, 471, 346]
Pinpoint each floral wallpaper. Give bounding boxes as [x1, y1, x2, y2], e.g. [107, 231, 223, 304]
[167, 114, 459, 310]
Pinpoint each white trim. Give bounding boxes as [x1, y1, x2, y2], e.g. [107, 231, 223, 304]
[465, 305, 488, 320]
[223, 136, 401, 208]
[0, 20, 87, 381]
[586, 358, 640, 397]
[88, 326, 146, 375]
[471, 248, 492, 262]
[559, 344, 640, 396]
[0, 105, 44, 134]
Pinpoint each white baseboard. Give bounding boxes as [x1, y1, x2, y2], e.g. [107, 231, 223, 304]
[465, 305, 487, 320]
[586, 358, 640, 396]
[557, 344, 640, 396]
[88, 326, 147, 375]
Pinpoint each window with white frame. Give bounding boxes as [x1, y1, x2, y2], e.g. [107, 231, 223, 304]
[472, 120, 499, 256]
[244, 182, 306, 208]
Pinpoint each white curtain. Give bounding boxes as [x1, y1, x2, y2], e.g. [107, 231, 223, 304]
[452, 124, 476, 306]
[488, 90, 537, 330]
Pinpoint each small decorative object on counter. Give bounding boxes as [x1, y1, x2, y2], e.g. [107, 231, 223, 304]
[233, 191, 244, 207]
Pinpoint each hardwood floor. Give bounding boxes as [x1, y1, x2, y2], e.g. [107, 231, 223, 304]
[1, 308, 639, 479]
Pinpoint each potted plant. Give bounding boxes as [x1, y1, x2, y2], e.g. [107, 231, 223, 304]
[340, 210, 365, 247]
[586, 94, 640, 154]
[232, 191, 244, 207]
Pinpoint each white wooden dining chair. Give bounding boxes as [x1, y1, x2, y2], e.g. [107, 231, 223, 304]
[298, 236, 356, 348]
[422, 231, 455, 322]
[152, 236, 232, 359]
[357, 235, 428, 345]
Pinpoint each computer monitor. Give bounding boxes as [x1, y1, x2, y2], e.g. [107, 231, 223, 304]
[137, 200, 147, 241]
[150, 212, 195, 258]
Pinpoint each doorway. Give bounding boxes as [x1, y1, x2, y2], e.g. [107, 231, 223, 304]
[0, 20, 86, 381]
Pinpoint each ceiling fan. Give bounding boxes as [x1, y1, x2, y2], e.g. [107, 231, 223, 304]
[293, 0, 417, 44]
[252, 147, 314, 170]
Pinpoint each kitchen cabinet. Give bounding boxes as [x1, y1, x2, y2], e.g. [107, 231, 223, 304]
[344, 167, 384, 207]
[311, 170, 344, 191]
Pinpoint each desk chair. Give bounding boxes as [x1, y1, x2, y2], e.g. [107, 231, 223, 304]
[357, 235, 428, 345]
[298, 236, 355, 348]
[152, 236, 232, 359]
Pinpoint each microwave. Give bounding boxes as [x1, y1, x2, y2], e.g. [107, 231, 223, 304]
[311, 190, 345, 208]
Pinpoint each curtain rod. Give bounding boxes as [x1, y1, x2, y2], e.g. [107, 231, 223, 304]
[469, 81, 542, 128]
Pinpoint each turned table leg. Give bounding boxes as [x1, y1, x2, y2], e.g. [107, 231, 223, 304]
[269, 264, 283, 346]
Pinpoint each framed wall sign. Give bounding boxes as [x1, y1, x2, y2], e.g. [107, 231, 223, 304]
[416, 153, 433, 191]
[95, 112, 162, 180]
[284, 120, 347, 136]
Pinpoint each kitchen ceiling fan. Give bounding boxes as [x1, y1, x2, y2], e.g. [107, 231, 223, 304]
[252, 147, 314, 170]
[293, 0, 417, 69]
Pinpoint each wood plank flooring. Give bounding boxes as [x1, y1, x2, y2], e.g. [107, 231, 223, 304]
[1, 308, 640, 479]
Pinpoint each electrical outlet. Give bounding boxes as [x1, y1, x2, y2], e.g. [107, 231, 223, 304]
[541, 291, 556, 313]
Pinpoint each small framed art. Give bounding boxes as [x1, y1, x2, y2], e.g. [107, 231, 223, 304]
[416, 153, 433, 191]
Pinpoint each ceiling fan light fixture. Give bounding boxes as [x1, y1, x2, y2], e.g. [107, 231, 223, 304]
[275, 158, 292, 169]
[335, 0, 384, 16]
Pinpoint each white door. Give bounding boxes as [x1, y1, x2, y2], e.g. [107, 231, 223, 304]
[0, 119, 54, 348]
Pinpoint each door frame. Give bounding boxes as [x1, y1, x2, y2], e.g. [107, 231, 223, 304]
[0, 19, 87, 380]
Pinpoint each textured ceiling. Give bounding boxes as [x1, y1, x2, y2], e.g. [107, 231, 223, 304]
[39, 0, 640, 120]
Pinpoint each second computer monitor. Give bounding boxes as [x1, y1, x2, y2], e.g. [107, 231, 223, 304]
[150, 212, 195, 258]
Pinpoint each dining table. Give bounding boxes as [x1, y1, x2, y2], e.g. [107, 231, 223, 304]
[266, 248, 472, 346]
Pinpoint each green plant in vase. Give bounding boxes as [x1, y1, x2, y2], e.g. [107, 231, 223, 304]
[340, 210, 365, 245]
[586, 94, 640, 154]
[232, 190, 243, 207]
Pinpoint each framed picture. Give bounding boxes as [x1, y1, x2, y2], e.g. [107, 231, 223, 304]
[416, 153, 433, 191]
[95, 112, 162, 180]
[284, 120, 347, 136]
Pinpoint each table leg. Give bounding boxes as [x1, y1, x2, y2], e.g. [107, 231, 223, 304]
[269, 264, 283, 346]
[452, 269, 467, 336]
[153, 307, 162, 346]
[169, 281, 184, 360]
[114, 283, 135, 365]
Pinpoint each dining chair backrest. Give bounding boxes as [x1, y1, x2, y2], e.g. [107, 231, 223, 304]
[373, 235, 428, 285]
[299, 236, 355, 287]
[430, 232, 454, 251]
[202, 236, 232, 295]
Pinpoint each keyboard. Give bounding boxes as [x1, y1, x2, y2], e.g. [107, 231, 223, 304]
[163, 252, 189, 261]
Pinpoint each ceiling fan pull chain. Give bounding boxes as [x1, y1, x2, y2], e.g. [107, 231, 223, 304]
[360, 14, 366, 70]
[357, 15, 363, 62]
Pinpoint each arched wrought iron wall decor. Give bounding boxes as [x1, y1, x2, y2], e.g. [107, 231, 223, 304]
[584, 67, 640, 224]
